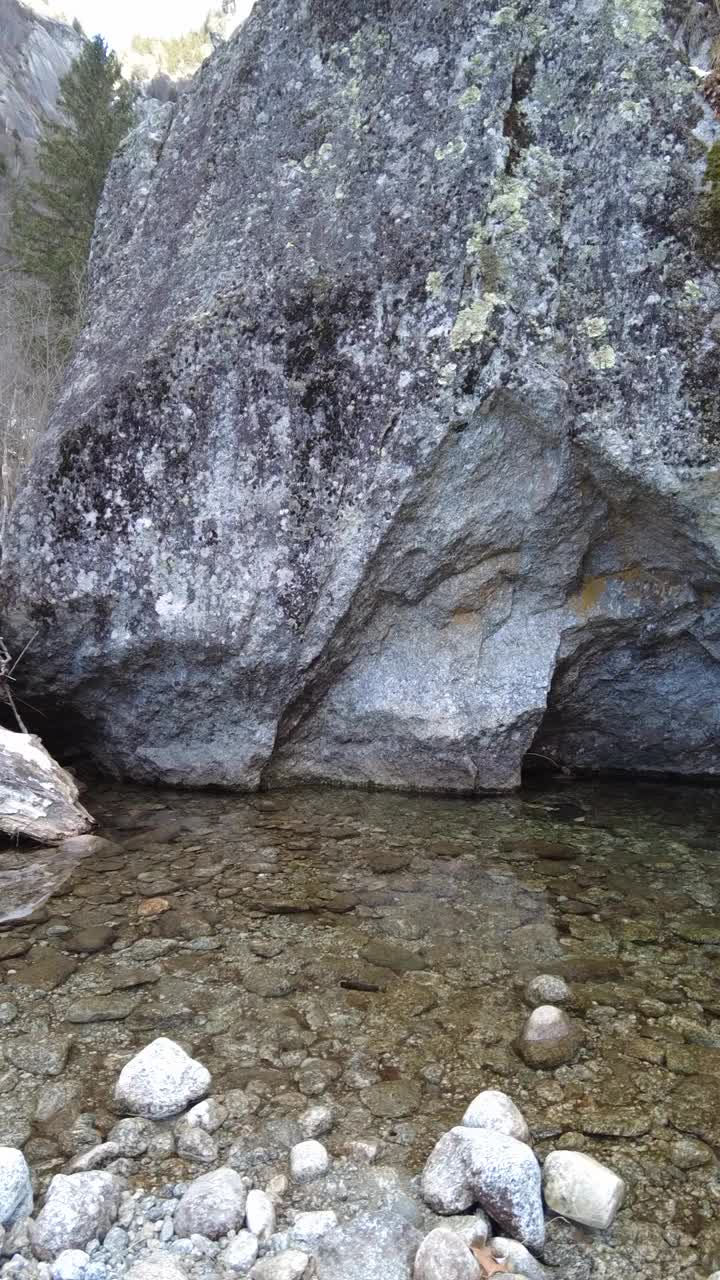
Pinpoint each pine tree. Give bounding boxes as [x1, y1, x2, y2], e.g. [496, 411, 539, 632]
[9, 37, 135, 320]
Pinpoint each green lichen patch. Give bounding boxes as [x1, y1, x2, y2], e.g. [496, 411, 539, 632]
[425, 271, 444, 298]
[458, 85, 482, 110]
[589, 345, 617, 370]
[612, 0, 662, 41]
[450, 293, 502, 350]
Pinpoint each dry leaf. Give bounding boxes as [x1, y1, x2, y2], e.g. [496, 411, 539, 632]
[471, 1245, 511, 1276]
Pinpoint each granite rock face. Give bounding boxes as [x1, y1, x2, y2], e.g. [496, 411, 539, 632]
[3, 0, 720, 791]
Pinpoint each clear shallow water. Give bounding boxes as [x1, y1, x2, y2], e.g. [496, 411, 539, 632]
[1, 778, 719, 1276]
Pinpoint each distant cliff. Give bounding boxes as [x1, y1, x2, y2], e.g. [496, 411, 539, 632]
[0, 0, 82, 191]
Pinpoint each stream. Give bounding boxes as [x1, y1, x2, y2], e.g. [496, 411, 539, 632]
[1, 777, 719, 1276]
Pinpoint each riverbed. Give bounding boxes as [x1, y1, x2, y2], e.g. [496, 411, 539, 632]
[1, 778, 719, 1277]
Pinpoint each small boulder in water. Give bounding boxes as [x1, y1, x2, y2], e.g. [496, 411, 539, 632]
[0, 729, 94, 843]
[518, 1005, 582, 1068]
[114, 1037, 210, 1119]
[542, 1150, 625, 1230]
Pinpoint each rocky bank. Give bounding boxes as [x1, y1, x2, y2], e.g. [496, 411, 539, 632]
[3, 0, 720, 790]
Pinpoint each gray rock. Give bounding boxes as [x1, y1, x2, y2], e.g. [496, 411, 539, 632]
[0, 730, 93, 842]
[249, 1252, 309, 1280]
[413, 1228, 481, 1280]
[297, 1107, 335, 1140]
[0, 1149, 32, 1229]
[106, 1119, 151, 1158]
[489, 1238, 546, 1280]
[6, 0, 720, 795]
[542, 1150, 625, 1231]
[29, 1173, 121, 1260]
[183, 1100, 226, 1133]
[443, 1215, 490, 1250]
[114, 1039, 210, 1120]
[221, 1231, 259, 1274]
[315, 1211, 421, 1280]
[525, 976, 570, 1008]
[8, 1035, 72, 1078]
[124, 1257, 188, 1280]
[174, 1168, 247, 1239]
[517, 1006, 582, 1069]
[287, 1212, 337, 1250]
[289, 1141, 329, 1184]
[68, 1145, 121, 1174]
[421, 1127, 544, 1253]
[175, 1125, 217, 1166]
[50, 1251, 90, 1280]
[461, 1091, 529, 1142]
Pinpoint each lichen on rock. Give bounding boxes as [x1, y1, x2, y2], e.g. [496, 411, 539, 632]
[2, 0, 720, 790]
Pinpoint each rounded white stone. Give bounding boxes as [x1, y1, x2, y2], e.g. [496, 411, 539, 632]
[523, 1005, 572, 1042]
[249, 1249, 310, 1280]
[542, 1150, 625, 1230]
[461, 1090, 530, 1142]
[490, 1237, 547, 1280]
[114, 1038, 210, 1120]
[50, 1251, 90, 1280]
[289, 1140, 330, 1183]
[245, 1189, 275, 1241]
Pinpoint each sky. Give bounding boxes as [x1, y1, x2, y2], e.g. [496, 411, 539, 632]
[65, 0, 254, 51]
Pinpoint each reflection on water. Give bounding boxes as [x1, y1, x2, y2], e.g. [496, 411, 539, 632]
[0, 778, 719, 1274]
[0, 842, 96, 923]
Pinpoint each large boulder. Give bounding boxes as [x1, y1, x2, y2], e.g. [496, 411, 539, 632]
[3, 0, 720, 791]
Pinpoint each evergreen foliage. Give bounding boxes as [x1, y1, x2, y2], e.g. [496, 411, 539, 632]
[9, 37, 135, 320]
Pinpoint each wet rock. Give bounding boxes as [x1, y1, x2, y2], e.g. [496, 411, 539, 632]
[106, 1119, 151, 1158]
[542, 1150, 625, 1230]
[314, 1210, 421, 1280]
[114, 1038, 210, 1119]
[50, 1250, 90, 1280]
[461, 1090, 529, 1142]
[361, 942, 425, 973]
[489, 1239, 546, 1280]
[517, 1006, 582, 1069]
[421, 1127, 544, 1253]
[0, 1004, 18, 1027]
[29, 1172, 122, 1259]
[8, 1034, 72, 1077]
[0, 1149, 32, 1228]
[174, 1167, 247, 1239]
[66, 997, 139, 1024]
[670, 1136, 714, 1169]
[0, 938, 31, 962]
[8, 948, 78, 992]
[242, 967, 297, 998]
[64, 929, 117, 955]
[362, 1081, 422, 1120]
[174, 1124, 217, 1165]
[289, 1140, 329, 1184]
[249, 1251, 309, 1280]
[221, 1231, 259, 1274]
[670, 1076, 720, 1148]
[525, 975, 570, 1007]
[413, 1227, 481, 1280]
[0, 730, 94, 842]
[245, 1190, 275, 1242]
